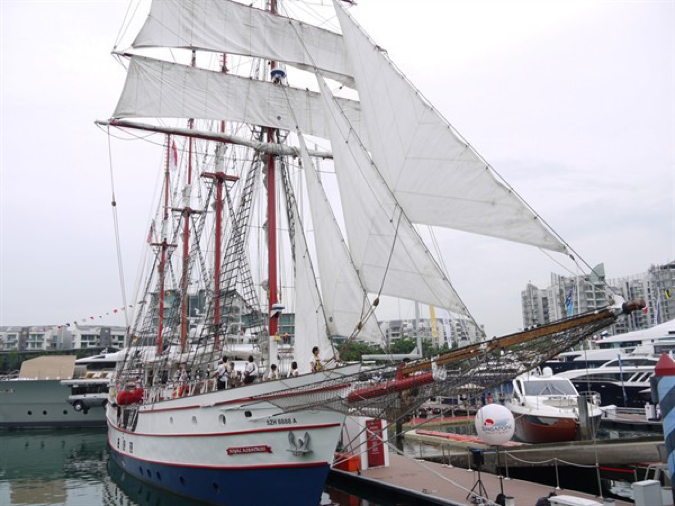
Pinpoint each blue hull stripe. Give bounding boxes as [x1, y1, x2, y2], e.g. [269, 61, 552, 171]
[109, 446, 330, 506]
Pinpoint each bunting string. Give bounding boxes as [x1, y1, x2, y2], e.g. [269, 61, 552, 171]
[53, 303, 139, 330]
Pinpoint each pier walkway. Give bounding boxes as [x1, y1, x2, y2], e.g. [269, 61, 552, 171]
[330, 453, 632, 506]
[405, 431, 664, 471]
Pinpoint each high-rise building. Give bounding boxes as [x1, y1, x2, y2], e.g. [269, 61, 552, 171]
[521, 264, 609, 328]
[609, 261, 675, 333]
[522, 261, 675, 335]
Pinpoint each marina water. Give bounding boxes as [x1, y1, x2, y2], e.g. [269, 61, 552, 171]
[0, 429, 384, 506]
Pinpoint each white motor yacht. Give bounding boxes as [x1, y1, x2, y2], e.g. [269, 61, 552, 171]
[505, 368, 602, 443]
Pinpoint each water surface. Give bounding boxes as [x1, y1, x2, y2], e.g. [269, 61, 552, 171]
[0, 429, 384, 505]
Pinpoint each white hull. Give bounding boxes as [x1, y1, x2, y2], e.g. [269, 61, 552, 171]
[108, 364, 360, 505]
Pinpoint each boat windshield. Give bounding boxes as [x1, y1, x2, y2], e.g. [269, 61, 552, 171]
[523, 380, 577, 396]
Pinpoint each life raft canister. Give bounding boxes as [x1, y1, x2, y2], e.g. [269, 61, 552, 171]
[117, 388, 144, 405]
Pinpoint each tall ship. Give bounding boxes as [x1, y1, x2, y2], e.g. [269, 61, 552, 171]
[97, 1, 644, 504]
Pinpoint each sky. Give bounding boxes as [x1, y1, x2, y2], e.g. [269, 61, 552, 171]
[0, 0, 673, 337]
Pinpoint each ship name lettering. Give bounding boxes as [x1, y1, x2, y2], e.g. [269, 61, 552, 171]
[266, 417, 297, 425]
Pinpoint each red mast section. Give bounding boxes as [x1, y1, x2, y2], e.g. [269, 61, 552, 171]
[179, 51, 197, 352]
[267, 0, 279, 338]
[202, 54, 238, 350]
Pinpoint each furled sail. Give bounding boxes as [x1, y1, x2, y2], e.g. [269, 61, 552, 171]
[133, 0, 355, 88]
[316, 74, 469, 315]
[296, 133, 383, 343]
[113, 56, 368, 146]
[333, 1, 566, 253]
[290, 185, 334, 375]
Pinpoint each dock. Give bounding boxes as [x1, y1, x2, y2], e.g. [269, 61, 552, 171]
[404, 431, 664, 471]
[330, 453, 633, 506]
[403, 415, 476, 430]
[600, 407, 663, 432]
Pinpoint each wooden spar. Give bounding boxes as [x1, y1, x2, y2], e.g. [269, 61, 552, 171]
[398, 299, 646, 377]
[95, 119, 333, 159]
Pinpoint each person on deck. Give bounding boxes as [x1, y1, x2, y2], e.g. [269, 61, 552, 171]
[243, 355, 257, 384]
[267, 364, 279, 381]
[311, 346, 323, 373]
[228, 359, 239, 387]
[288, 361, 299, 378]
[216, 356, 229, 390]
[178, 365, 189, 397]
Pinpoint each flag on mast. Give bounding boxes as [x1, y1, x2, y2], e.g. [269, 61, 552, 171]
[565, 286, 575, 317]
[170, 140, 179, 172]
[147, 221, 155, 244]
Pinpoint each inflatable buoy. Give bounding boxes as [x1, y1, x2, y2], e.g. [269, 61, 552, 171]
[475, 404, 515, 445]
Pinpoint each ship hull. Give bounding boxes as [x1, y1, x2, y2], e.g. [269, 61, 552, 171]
[109, 444, 330, 505]
[0, 379, 106, 428]
[107, 364, 360, 505]
[514, 414, 578, 444]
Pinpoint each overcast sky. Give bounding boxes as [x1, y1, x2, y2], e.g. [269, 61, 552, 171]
[1, 0, 673, 337]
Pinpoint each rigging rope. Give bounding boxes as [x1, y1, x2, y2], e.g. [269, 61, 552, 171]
[107, 129, 130, 330]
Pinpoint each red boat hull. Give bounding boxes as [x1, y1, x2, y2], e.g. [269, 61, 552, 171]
[514, 414, 577, 444]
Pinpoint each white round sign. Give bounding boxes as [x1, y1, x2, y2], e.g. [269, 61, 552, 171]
[474, 403, 515, 445]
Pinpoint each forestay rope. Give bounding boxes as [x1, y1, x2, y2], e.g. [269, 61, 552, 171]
[106, 129, 130, 330]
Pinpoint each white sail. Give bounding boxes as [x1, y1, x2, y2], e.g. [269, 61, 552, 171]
[291, 190, 333, 375]
[113, 56, 368, 145]
[296, 134, 383, 343]
[333, 1, 566, 253]
[133, 0, 355, 88]
[316, 73, 469, 315]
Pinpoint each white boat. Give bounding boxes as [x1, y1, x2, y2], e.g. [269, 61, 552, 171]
[592, 319, 675, 354]
[97, 1, 646, 504]
[505, 369, 602, 444]
[557, 355, 658, 408]
[0, 352, 119, 427]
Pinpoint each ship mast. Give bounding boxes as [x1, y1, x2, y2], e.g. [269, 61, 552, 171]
[179, 51, 197, 352]
[154, 136, 173, 353]
[202, 54, 231, 351]
[267, 0, 279, 339]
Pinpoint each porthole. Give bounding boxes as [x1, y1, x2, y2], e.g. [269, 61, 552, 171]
[63, 410, 68, 415]
[191, 416, 198, 425]
[218, 414, 226, 426]
[27, 411, 32, 416]
[146, 469, 152, 478]
[169, 416, 174, 424]
[139, 466, 143, 474]
[43, 410, 47, 415]
[156, 471, 161, 481]
[179, 476, 185, 486]
[244, 410, 252, 418]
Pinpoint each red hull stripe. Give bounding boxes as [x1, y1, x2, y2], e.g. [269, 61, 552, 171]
[108, 433, 328, 470]
[109, 420, 341, 438]
[140, 383, 348, 414]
